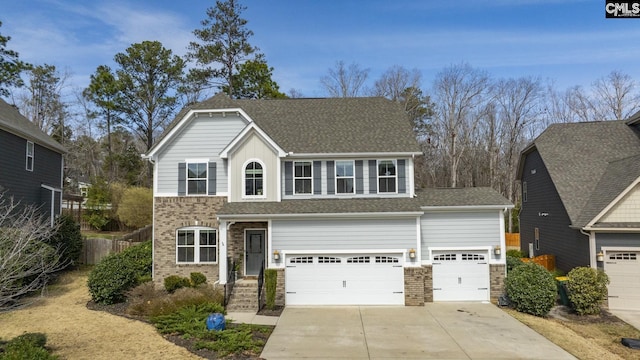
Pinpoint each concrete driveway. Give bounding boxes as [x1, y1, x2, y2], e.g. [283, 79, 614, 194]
[260, 303, 575, 359]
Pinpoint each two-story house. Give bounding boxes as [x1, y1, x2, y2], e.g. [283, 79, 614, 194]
[0, 98, 65, 225]
[144, 94, 512, 309]
[517, 115, 640, 311]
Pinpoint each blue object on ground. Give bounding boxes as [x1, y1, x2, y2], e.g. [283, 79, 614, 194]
[206, 313, 225, 331]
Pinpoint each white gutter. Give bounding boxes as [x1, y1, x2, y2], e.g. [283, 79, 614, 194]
[218, 211, 424, 220]
[284, 152, 423, 159]
[421, 205, 514, 211]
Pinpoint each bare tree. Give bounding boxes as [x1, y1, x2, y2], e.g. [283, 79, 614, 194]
[0, 194, 66, 311]
[372, 65, 421, 101]
[592, 70, 640, 120]
[320, 61, 369, 97]
[431, 63, 490, 187]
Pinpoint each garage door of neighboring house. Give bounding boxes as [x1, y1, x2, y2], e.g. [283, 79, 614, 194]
[285, 254, 405, 305]
[432, 251, 490, 301]
[605, 250, 640, 311]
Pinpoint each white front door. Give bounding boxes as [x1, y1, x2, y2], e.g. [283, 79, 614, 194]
[605, 250, 640, 310]
[432, 251, 490, 301]
[285, 254, 405, 305]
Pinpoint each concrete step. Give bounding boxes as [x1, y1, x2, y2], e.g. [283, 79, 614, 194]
[226, 279, 261, 312]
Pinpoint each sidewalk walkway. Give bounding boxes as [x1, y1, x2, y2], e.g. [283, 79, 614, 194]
[226, 312, 280, 326]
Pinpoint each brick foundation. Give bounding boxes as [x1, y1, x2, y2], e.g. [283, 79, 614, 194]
[490, 264, 506, 303]
[275, 268, 285, 306]
[153, 196, 225, 286]
[404, 267, 425, 306]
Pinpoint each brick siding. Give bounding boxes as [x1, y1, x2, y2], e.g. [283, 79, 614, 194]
[404, 267, 425, 306]
[490, 264, 506, 303]
[423, 265, 433, 302]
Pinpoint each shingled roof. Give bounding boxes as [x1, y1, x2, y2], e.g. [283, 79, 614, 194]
[155, 94, 421, 155]
[518, 120, 640, 228]
[0, 99, 65, 153]
[417, 187, 513, 208]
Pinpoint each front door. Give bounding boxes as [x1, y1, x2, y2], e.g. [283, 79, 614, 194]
[245, 229, 266, 276]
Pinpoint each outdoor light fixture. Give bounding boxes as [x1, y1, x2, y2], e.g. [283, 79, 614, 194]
[273, 250, 280, 261]
[494, 246, 501, 256]
[596, 251, 604, 262]
[409, 249, 416, 259]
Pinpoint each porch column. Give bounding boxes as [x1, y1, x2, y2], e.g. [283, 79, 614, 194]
[219, 220, 227, 285]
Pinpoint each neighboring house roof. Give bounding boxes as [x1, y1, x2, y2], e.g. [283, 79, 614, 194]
[518, 120, 640, 228]
[152, 94, 422, 156]
[0, 98, 66, 154]
[218, 187, 512, 218]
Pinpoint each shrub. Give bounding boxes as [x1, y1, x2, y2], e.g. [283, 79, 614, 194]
[127, 284, 224, 318]
[0, 332, 57, 360]
[264, 269, 277, 310]
[164, 275, 191, 293]
[506, 249, 525, 258]
[47, 215, 83, 267]
[151, 302, 225, 335]
[505, 262, 557, 317]
[190, 272, 207, 287]
[566, 267, 609, 315]
[506, 256, 524, 273]
[87, 240, 152, 304]
[116, 187, 152, 229]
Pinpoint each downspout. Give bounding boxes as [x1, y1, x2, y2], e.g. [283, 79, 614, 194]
[580, 228, 596, 269]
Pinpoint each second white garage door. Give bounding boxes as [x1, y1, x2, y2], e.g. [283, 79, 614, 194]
[432, 250, 490, 301]
[285, 254, 405, 305]
[605, 250, 640, 311]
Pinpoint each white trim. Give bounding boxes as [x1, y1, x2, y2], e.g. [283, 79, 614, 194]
[219, 220, 228, 284]
[219, 123, 286, 158]
[601, 246, 640, 252]
[335, 160, 355, 195]
[586, 176, 640, 228]
[185, 159, 210, 196]
[408, 157, 415, 197]
[145, 108, 252, 158]
[376, 159, 398, 194]
[293, 161, 314, 195]
[218, 212, 424, 220]
[423, 246, 495, 265]
[421, 205, 514, 211]
[26, 140, 34, 171]
[582, 226, 640, 232]
[588, 230, 596, 269]
[242, 158, 267, 199]
[414, 217, 422, 266]
[175, 226, 218, 264]
[154, 192, 229, 197]
[285, 152, 423, 159]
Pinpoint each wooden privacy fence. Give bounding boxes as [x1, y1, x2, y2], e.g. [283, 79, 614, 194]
[79, 225, 152, 265]
[505, 233, 520, 249]
[522, 254, 556, 271]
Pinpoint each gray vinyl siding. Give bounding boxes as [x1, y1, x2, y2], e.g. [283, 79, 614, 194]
[271, 218, 417, 251]
[0, 129, 63, 219]
[596, 233, 640, 251]
[519, 149, 590, 271]
[155, 114, 245, 195]
[420, 211, 500, 259]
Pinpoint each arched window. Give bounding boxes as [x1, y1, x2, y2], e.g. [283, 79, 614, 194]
[245, 161, 264, 196]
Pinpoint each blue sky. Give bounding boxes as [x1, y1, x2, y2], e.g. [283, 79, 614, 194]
[2, 0, 639, 98]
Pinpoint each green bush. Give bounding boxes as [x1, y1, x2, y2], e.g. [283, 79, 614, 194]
[0, 332, 57, 360]
[566, 267, 609, 315]
[87, 241, 152, 304]
[116, 187, 152, 228]
[506, 256, 524, 273]
[164, 275, 191, 293]
[190, 272, 207, 287]
[506, 249, 525, 258]
[505, 262, 557, 317]
[264, 269, 277, 310]
[151, 302, 225, 335]
[47, 215, 83, 267]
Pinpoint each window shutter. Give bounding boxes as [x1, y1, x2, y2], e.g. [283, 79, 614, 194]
[313, 161, 322, 195]
[284, 161, 293, 195]
[355, 160, 364, 194]
[397, 159, 406, 193]
[368, 160, 377, 194]
[326, 160, 335, 195]
[178, 162, 186, 196]
[208, 162, 217, 195]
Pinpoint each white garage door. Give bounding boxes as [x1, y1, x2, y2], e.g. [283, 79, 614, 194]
[285, 254, 405, 305]
[432, 251, 489, 301]
[605, 251, 640, 310]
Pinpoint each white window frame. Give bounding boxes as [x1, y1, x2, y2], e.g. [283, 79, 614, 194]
[26, 141, 34, 171]
[335, 160, 355, 194]
[377, 159, 397, 194]
[243, 159, 266, 199]
[186, 161, 207, 195]
[176, 227, 218, 264]
[294, 161, 313, 195]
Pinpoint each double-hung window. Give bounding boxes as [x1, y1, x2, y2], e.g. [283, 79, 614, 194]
[294, 161, 312, 194]
[177, 227, 217, 263]
[336, 160, 354, 194]
[26, 141, 34, 171]
[245, 161, 264, 196]
[187, 163, 207, 195]
[378, 160, 397, 193]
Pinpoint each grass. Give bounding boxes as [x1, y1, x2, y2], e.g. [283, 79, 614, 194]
[505, 308, 640, 360]
[81, 230, 128, 239]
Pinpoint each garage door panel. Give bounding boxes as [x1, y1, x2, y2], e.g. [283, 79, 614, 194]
[432, 251, 489, 302]
[605, 251, 640, 310]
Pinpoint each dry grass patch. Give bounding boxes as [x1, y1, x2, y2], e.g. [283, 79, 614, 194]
[505, 307, 640, 360]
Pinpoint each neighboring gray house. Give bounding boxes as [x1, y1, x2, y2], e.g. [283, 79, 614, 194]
[0, 99, 65, 225]
[517, 115, 640, 311]
[144, 94, 513, 310]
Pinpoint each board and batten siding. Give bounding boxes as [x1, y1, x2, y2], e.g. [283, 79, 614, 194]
[271, 218, 417, 251]
[155, 114, 246, 195]
[281, 158, 412, 199]
[229, 132, 279, 202]
[420, 211, 501, 260]
[599, 183, 640, 223]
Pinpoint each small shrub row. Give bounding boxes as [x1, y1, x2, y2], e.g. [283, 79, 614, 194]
[0, 333, 58, 360]
[505, 262, 557, 317]
[87, 240, 152, 304]
[264, 269, 277, 310]
[566, 266, 609, 315]
[127, 282, 224, 318]
[506, 249, 525, 258]
[164, 272, 208, 293]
